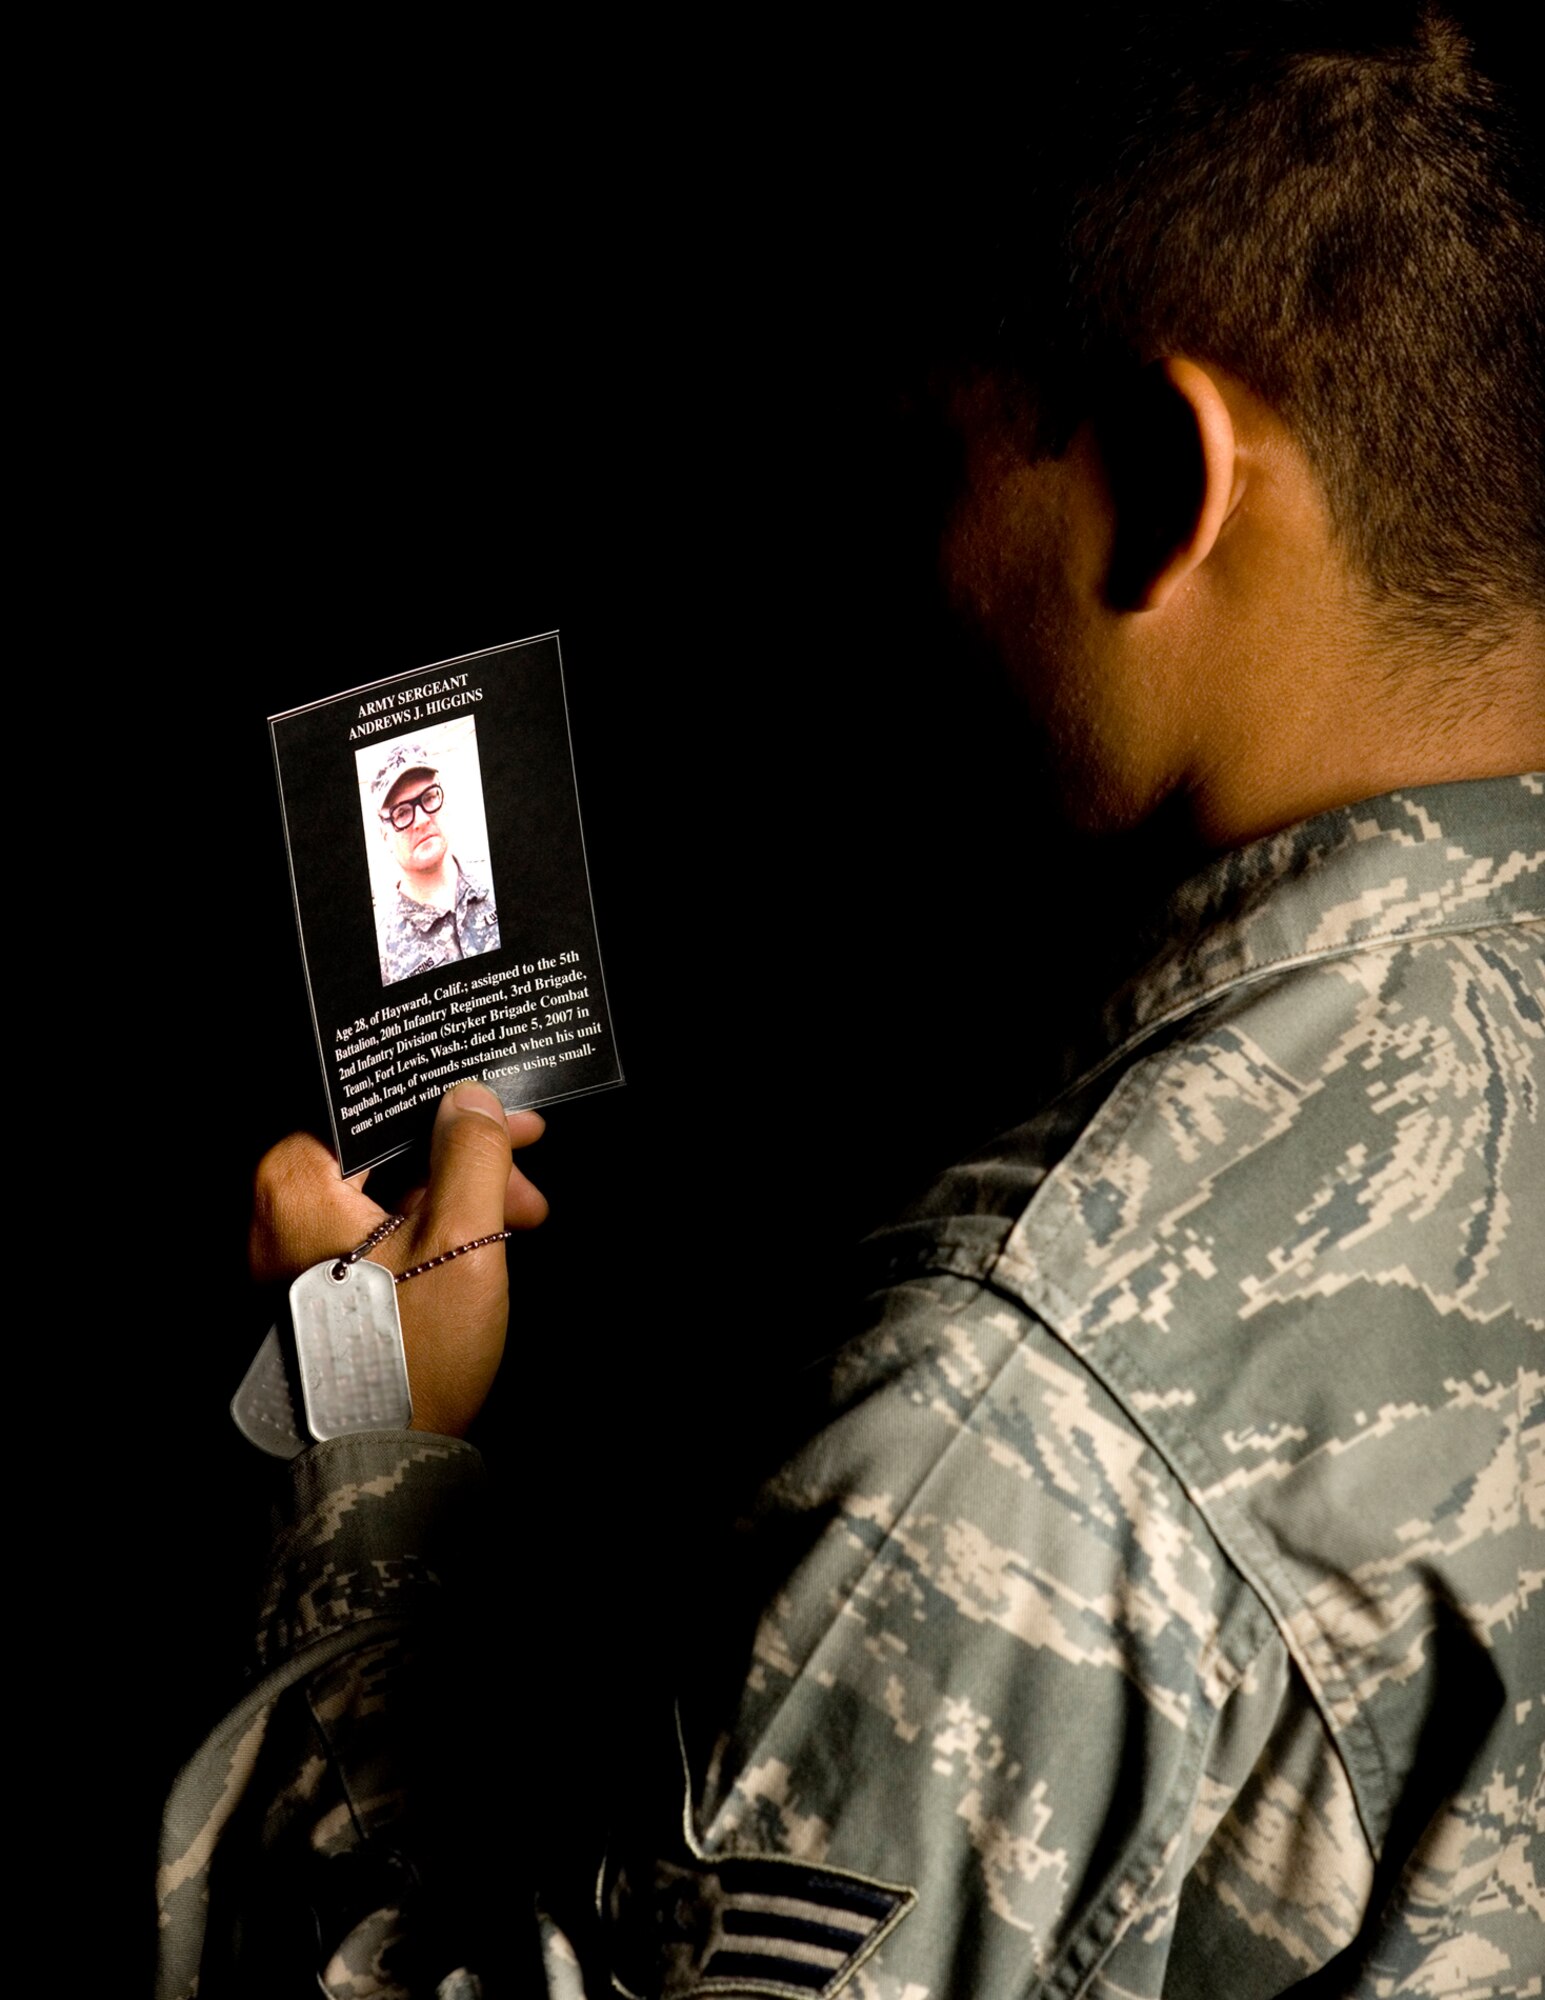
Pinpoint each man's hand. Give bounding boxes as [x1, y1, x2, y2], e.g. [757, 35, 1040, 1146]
[250, 1081, 548, 1437]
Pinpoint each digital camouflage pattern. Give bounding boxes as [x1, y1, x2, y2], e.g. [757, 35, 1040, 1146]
[159, 776, 1543, 1997]
[370, 742, 444, 808]
[156, 1433, 498, 1999]
[379, 861, 500, 987]
[599, 774, 1544, 1997]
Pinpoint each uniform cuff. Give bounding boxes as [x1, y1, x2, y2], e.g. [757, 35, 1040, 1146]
[254, 1432, 489, 1670]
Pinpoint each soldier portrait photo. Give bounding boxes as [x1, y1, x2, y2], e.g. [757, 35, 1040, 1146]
[358, 720, 502, 988]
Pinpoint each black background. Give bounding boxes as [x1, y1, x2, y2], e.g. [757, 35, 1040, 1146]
[102, 41, 1174, 1980]
[274, 635, 621, 1168]
[52, 16, 1536, 1986]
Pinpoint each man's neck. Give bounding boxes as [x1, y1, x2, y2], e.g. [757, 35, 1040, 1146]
[1184, 618, 1545, 851]
[397, 855, 458, 909]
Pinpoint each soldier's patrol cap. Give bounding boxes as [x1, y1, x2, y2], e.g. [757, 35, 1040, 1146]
[371, 741, 441, 806]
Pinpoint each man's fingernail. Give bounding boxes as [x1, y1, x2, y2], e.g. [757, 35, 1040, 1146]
[450, 1079, 507, 1122]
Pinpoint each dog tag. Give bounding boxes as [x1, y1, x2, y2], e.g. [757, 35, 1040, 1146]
[231, 1323, 307, 1458]
[290, 1256, 413, 1440]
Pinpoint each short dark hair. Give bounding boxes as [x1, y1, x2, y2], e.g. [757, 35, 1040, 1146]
[931, 4, 1545, 639]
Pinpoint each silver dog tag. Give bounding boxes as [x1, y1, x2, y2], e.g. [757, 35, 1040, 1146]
[231, 1323, 307, 1458]
[291, 1257, 413, 1440]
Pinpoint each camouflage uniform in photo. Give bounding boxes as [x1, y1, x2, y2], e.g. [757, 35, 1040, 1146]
[379, 863, 501, 985]
[158, 774, 1545, 1998]
[370, 739, 502, 987]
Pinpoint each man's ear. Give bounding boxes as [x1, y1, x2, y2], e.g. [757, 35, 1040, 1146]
[1097, 358, 1237, 612]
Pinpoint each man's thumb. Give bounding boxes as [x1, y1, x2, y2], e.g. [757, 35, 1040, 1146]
[425, 1080, 516, 1240]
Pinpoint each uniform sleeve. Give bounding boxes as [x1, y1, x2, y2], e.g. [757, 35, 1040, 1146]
[597, 1266, 1378, 1999]
[156, 1432, 501, 2000]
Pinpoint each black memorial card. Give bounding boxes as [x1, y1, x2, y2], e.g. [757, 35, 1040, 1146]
[271, 633, 622, 1174]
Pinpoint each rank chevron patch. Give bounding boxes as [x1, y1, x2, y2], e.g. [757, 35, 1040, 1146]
[606, 1849, 917, 1998]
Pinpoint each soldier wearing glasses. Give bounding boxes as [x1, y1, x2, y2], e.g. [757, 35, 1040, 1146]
[371, 739, 500, 986]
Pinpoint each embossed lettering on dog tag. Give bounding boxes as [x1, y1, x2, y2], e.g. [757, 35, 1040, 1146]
[290, 1256, 413, 1440]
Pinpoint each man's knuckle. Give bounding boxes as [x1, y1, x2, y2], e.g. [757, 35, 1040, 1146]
[251, 1136, 333, 1248]
[450, 1116, 513, 1172]
[253, 1139, 301, 1215]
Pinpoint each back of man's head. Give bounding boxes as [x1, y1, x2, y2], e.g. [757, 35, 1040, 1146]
[915, 3, 1544, 649]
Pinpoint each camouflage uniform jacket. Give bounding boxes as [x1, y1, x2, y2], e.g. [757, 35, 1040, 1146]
[585, 774, 1545, 1998]
[157, 1435, 500, 1999]
[380, 860, 500, 986]
[160, 776, 1543, 1999]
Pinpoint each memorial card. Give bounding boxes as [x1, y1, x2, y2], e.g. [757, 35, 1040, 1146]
[271, 633, 622, 1174]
